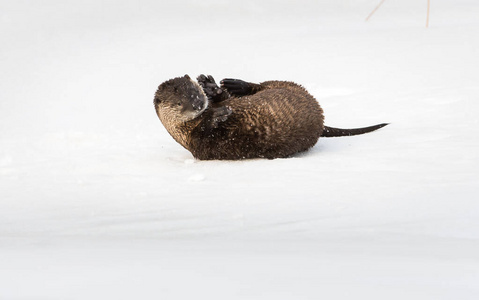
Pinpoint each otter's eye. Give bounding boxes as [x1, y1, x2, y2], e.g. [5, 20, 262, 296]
[177, 102, 182, 106]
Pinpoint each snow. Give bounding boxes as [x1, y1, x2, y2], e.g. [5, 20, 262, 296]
[1, 0, 479, 299]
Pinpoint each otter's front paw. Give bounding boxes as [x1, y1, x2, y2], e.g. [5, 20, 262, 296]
[220, 78, 252, 96]
[197, 74, 224, 101]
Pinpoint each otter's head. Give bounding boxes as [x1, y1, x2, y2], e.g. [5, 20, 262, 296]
[154, 75, 208, 124]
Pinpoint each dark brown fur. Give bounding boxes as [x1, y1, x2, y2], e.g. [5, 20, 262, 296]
[154, 75, 387, 160]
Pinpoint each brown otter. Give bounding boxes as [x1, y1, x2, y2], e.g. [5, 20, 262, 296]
[154, 74, 387, 160]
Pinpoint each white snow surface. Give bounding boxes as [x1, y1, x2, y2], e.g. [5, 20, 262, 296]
[1, 0, 479, 299]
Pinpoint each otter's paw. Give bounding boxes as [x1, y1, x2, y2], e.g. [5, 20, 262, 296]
[211, 106, 232, 128]
[197, 74, 224, 101]
[220, 78, 252, 96]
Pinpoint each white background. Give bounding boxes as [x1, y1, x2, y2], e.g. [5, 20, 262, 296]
[1, 0, 478, 299]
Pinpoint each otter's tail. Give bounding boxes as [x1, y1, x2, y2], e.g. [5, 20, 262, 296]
[321, 123, 388, 137]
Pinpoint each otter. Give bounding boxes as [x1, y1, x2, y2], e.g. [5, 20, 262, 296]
[154, 74, 387, 160]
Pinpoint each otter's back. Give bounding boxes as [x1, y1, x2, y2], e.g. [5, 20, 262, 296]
[218, 85, 324, 158]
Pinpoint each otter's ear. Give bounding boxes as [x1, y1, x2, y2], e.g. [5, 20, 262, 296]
[184, 74, 190, 80]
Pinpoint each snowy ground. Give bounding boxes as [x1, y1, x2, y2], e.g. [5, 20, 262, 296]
[1, 0, 479, 299]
